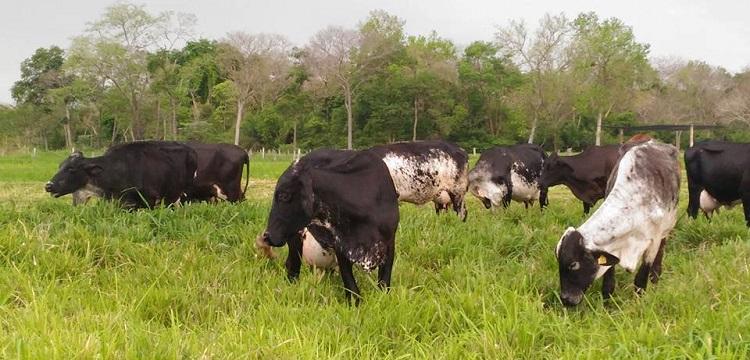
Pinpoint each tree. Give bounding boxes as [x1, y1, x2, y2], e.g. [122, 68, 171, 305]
[305, 10, 405, 149]
[570, 12, 652, 145]
[457, 41, 522, 143]
[218, 32, 292, 145]
[11, 46, 74, 149]
[66, 2, 194, 140]
[718, 69, 750, 126]
[496, 13, 573, 143]
[402, 32, 458, 141]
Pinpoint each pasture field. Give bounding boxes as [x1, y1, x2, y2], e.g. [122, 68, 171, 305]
[1, 150, 749, 359]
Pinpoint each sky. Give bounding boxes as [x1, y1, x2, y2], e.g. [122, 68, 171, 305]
[1, 0, 748, 105]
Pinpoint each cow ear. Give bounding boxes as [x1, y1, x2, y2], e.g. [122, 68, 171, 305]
[591, 250, 619, 266]
[83, 163, 103, 176]
[300, 174, 315, 216]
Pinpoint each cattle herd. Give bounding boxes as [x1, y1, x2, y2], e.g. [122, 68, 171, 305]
[41, 137, 749, 306]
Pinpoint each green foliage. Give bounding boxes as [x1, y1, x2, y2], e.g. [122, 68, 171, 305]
[1, 6, 748, 152]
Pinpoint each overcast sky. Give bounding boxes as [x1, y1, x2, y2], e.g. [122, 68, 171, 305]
[1, 0, 748, 105]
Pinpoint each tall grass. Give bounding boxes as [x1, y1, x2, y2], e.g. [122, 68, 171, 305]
[0, 151, 748, 358]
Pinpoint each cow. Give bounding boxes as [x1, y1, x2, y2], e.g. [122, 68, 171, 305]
[184, 142, 250, 203]
[468, 144, 547, 210]
[686, 141, 750, 225]
[45, 141, 197, 209]
[555, 140, 680, 306]
[260, 148, 399, 303]
[539, 145, 620, 214]
[369, 140, 469, 221]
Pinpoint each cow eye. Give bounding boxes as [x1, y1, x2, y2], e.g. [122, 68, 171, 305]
[569, 262, 580, 271]
[277, 192, 291, 202]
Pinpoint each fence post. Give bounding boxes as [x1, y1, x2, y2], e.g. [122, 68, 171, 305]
[473, 147, 476, 156]
[262, 147, 265, 159]
[689, 124, 695, 147]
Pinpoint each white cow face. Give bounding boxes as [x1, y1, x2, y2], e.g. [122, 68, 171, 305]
[468, 163, 510, 209]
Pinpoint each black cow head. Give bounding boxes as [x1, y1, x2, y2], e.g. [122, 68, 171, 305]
[45, 152, 102, 198]
[262, 165, 315, 247]
[555, 227, 619, 306]
[539, 153, 573, 189]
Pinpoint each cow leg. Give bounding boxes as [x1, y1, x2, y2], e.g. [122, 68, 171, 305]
[601, 266, 616, 300]
[650, 238, 667, 284]
[336, 250, 361, 304]
[524, 201, 529, 209]
[687, 184, 702, 219]
[377, 242, 395, 290]
[583, 202, 592, 215]
[634, 262, 651, 294]
[743, 192, 750, 227]
[285, 234, 303, 282]
[449, 192, 468, 222]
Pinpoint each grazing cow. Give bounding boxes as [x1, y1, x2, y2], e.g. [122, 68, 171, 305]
[45, 141, 197, 209]
[539, 145, 620, 214]
[369, 140, 469, 221]
[184, 142, 249, 203]
[260, 149, 399, 303]
[555, 140, 680, 306]
[686, 141, 750, 225]
[468, 144, 547, 209]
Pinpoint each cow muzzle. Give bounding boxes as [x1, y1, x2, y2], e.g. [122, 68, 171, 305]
[44, 182, 61, 197]
[480, 197, 492, 209]
[560, 292, 583, 307]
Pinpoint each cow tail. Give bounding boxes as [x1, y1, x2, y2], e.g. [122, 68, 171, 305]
[242, 153, 250, 200]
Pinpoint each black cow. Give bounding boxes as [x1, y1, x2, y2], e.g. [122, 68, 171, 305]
[468, 144, 548, 209]
[185, 142, 249, 202]
[369, 140, 469, 221]
[686, 141, 750, 226]
[539, 145, 620, 214]
[45, 141, 197, 209]
[261, 149, 399, 303]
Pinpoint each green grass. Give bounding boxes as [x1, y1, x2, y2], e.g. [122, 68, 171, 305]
[1, 150, 749, 358]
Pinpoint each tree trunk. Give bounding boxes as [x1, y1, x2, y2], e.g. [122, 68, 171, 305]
[412, 97, 419, 141]
[131, 96, 144, 140]
[63, 104, 74, 151]
[170, 97, 178, 140]
[111, 119, 118, 144]
[156, 98, 163, 140]
[293, 121, 297, 150]
[527, 113, 538, 144]
[595, 111, 603, 146]
[190, 92, 201, 123]
[234, 99, 245, 146]
[344, 85, 353, 150]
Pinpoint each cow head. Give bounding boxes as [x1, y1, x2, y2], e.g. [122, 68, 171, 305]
[555, 227, 619, 306]
[539, 153, 572, 189]
[45, 152, 102, 198]
[262, 164, 315, 247]
[468, 163, 511, 209]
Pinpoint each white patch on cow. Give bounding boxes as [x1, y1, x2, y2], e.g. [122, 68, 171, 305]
[509, 164, 540, 202]
[301, 227, 337, 270]
[435, 190, 451, 206]
[571, 142, 678, 273]
[212, 184, 228, 201]
[72, 183, 104, 205]
[700, 190, 740, 217]
[381, 150, 466, 206]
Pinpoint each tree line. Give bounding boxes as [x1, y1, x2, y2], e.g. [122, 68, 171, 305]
[1, 3, 749, 153]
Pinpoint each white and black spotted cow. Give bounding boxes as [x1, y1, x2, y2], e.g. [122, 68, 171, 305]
[369, 140, 469, 221]
[468, 144, 547, 210]
[555, 140, 680, 306]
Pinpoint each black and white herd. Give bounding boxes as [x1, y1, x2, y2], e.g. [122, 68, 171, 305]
[44, 137, 746, 306]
